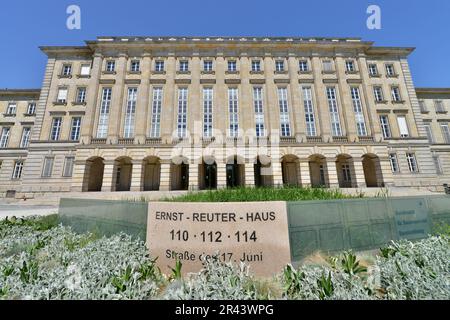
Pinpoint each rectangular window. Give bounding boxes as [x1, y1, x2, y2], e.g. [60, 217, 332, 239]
[177, 88, 188, 138]
[275, 60, 285, 72]
[251, 60, 261, 72]
[63, 157, 75, 177]
[12, 161, 24, 180]
[123, 88, 138, 138]
[368, 64, 378, 76]
[203, 60, 213, 72]
[80, 64, 91, 76]
[70, 117, 82, 141]
[345, 60, 355, 72]
[20, 127, 31, 148]
[323, 60, 333, 72]
[6, 103, 16, 115]
[433, 155, 443, 175]
[203, 88, 213, 138]
[389, 153, 400, 173]
[299, 60, 309, 72]
[441, 123, 450, 144]
[97, 88, 112, 138]
[42, 157, 54, 178]
[350, 87, 367, 136]
[277, 87, 291, 137]
[228, 60, 237, 72]
[342, 164, 352, 183]
[373, 86, 384, 102]
[406, 153, 419, 173]
[253, 87, 265, 137]
[27, 103, 36, 115]
[50, 117, 62, 141]
[106, 60, 116, 72]
[76, 87, 87, 103]
[150, 87, 163, 138]
[397, 116, 409, 138]
[0, 127, 10, 148]
[424, 123, 434, 143]
[391, 87, 402, 102]
[155, 60, 165, 72]
[57, 88, 68, 103]
[302, 86, 317, 137]
[379, 115, 391, 139]
[130, 60, 140, 72]
[228, 88, 239, 137]
[435, 100, 446, 113]
[386, 64, 396, 77]
[179, 60, 189, 72]
[419, 100, 428, 112]
[62, 64, 72, 76]
[326, 87, 342, 136]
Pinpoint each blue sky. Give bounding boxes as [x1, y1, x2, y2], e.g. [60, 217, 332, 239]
[0, 0, 449, 89]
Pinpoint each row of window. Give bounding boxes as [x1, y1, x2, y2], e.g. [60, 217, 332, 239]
[9, 156, 75, 180]
[389, 153, 420, 174]
[4, 102, 36, 116]
[423, 122, 450, 144]
[419, 100, 447, 113]
[0, 127, 31, 148]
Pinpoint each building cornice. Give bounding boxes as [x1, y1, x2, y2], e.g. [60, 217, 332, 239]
[416, 87, 450, 94]
[0, 89, 41, 97]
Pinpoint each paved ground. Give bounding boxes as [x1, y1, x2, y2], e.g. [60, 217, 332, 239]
[0, 204, 58, 220]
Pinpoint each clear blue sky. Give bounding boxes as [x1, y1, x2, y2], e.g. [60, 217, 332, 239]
[0, 0, 449, 89]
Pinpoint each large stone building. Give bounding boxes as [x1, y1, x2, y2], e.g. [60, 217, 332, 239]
[0, 36, 449, 197]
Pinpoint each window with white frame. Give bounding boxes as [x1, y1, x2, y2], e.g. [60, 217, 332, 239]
[435, 100, 446, 113]
[350, 87, 367, 136]
[228, 88, 239, 137]
[228, 60, 237, 72]
[441, 123, 450, 144]
[373, 86, 384, 102]
[150, 87, 163, 138]
[203, 60, 213, 72]
[323, 60, 333, 72]
[379, 115, 391, 139]
[76, 87, 87, 103]
[433, 155, 443, 175]
[326, 87, 342, 136]
[50, 117, 62, 141]
[391, 87, 402, 102]
[345, 60, 355, 72]
[0, 127, 10, 148]
[406, 153, 419, 173]
[155, 60, 165, 72]
[20, 127, 31, 148]
[106, 60, 116, 72]
[130, 60, 140, 72]
[70, 117, 81, 141]
[97, 88, 112, 138]
[389, 153, 400, 173]
[123, 88, 138, 138]
[27, 103, 36, 115]
[386, 64, 396, 77]
[277, 87, 291, 137]
[299, 60, 309, 72]
[177, 88, 188, 138]
[302, 86, 317, 137]
[63, 156, 75, 177]
[57, 88, 68, 103]
[253, 87, 265, 137]
[62, 64, 72, 76]
[275, 60, 285, 72]
[12, 161, 23, 180]
[6, 103, 16, 115]
[179, 60, 189, 72]
[397, 116, 409, 138]
[251, 60, 261, 72]
[42, 157, 54, 178]
[203, 87, 213, 138]
[368, 64, 378, 76]
[80, 64, 91, 76]
[424, 123, 434, 143]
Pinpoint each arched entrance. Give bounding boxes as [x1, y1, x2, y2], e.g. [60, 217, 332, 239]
[362, 154, 384, 188]
[308, 155, 328, 187]
[143, 156, 161, 191]
[84, 157, 104, 192]
[254, 155, 273, 187]
[171, 157, 189, 191]
[199, 156, 217, 190]
[282, 155, 300, 187]
[114, 157, 132, 192]
[226, 155, 245, 188]
[336, 154, 356, 188]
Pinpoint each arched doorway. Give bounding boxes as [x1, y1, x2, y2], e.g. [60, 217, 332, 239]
[171, 157, 189, 191]
[226, 155, 245, 188]
[143, 156, 161, 191]
[281, 155, 300, 187]
[84, 157, 104, 192]
[362, 154, 384, 188]
[199, 156, 217, 190]
[336, 154, 356, 188]
[254, 155, 273, 187]
[114, 157, 132, 191]
[308, 155, 328, 188]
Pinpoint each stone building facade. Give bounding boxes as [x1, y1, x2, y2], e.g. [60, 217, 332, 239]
[0, 36, 449, 197]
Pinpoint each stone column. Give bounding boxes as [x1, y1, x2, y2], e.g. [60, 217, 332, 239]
[352, 159, 367, 188]
[299, 160, 311, 187]
[326, 158, 339, 188]
[130, 160, 144, 191]
[135, 54, 151, 144]
[244, 162, 255, 187]
[216, 162, 227, 189]
[311, 55, 332, 142]
[71, 160, 86, 192]
[272, 160, 283, 187]
[107, 54, 127, 144]
[159, 161, 171, 191]
[101, 160, 116, 192]
[189, 163, 199, 191]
